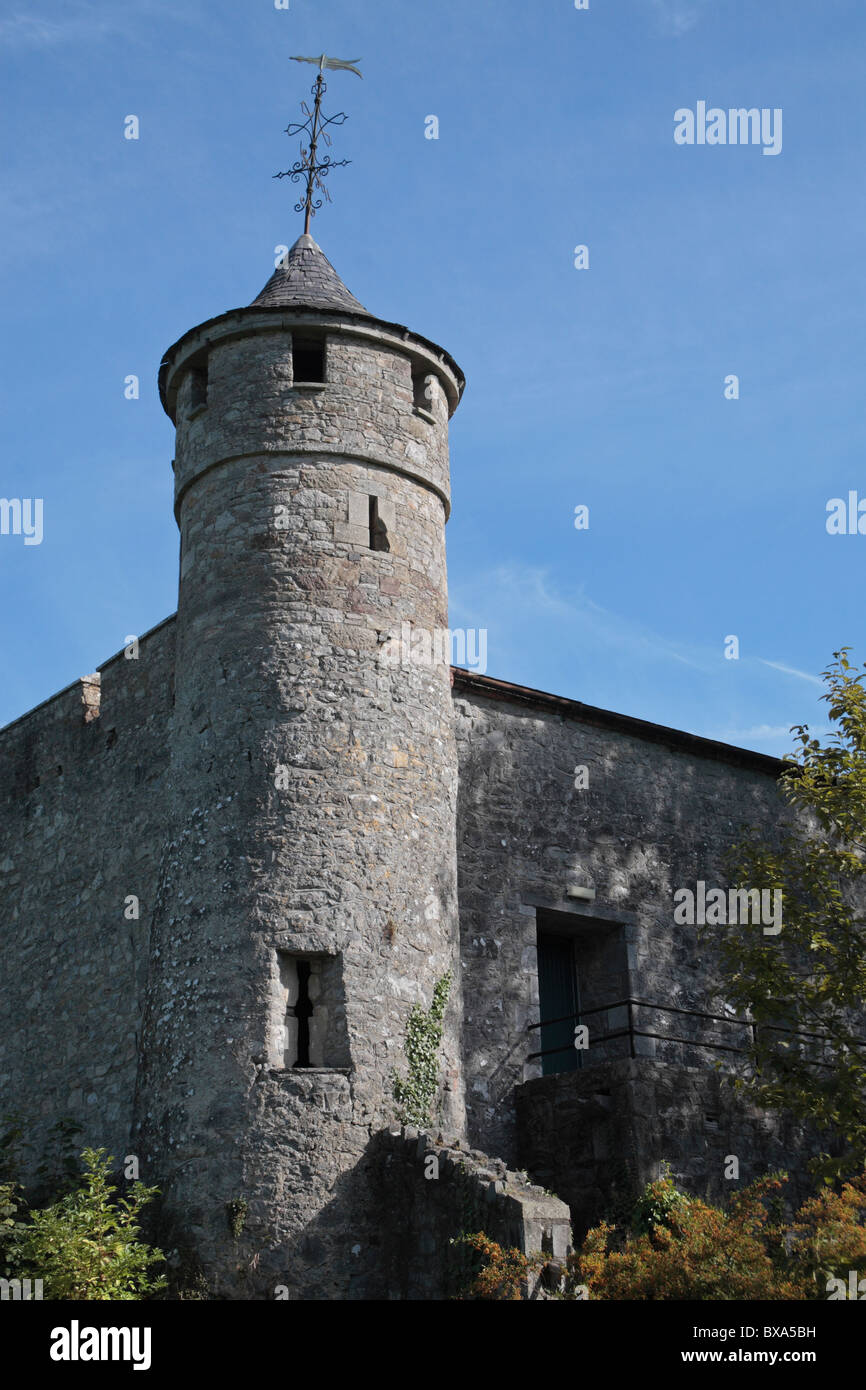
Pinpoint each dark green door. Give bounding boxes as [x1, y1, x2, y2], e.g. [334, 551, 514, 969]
[538, 933, 578, 1075]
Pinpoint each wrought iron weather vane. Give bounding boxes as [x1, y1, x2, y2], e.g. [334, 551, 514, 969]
[275, 54, 363, 235]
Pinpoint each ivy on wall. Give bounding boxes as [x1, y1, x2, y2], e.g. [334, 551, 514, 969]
[391, 972, 452, 1127]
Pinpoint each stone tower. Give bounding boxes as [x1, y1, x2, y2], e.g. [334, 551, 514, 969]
[133, 234, 466, 1298]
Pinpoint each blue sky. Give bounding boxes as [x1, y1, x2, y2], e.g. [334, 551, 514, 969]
[1, 0, 864, 754]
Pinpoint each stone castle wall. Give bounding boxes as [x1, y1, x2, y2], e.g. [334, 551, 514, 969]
[452, 674, 790, 1172]
[0, 617, 176, 1184]
[374, 1126, 570, 1299]
[516, 1059, 813, 1239]
[1, 633, 807, 1275]
[0, 239, 821, 1298]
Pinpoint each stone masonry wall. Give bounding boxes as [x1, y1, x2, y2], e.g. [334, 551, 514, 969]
[133, 314, 467, 1298]
[453, 677, 789, 1168]
[516, 1059, 813, 1239]
[374, 1126, 571, 1299]
[0, 617, 176, 1186]
[170, 316, 454, 519]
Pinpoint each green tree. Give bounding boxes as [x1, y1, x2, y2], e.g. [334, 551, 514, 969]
[0, 1180, 28, 1282]
[709, 650, 866, 1181]
[9, 1147, 166, 1300]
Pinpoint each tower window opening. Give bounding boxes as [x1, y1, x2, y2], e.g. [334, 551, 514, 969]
[189, 360, 208, 413]
[273, 952, 348, 1071]
[412, 368, 436, 419]
[369, 495, 391, 552]
[292, 336, 326, 384]
[294, 959, 313, 1068]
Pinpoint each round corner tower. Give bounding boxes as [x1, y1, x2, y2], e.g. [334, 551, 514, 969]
[134, 233, 466, 1297]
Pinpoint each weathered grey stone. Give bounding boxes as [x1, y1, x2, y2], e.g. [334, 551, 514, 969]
[0, 231, 830, 1301]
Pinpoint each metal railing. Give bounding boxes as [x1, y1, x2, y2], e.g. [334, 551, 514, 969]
[527, 996, 866, 1070]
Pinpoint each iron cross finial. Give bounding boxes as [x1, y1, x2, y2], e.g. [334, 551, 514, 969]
[274, 55, 363, 234]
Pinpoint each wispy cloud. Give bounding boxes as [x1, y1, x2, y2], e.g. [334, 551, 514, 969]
[0, 1, 197, 49]
[758, 659, 823, 688]
[0, 7, 120, 47]
[451, 564, 714, 674]
[649, 0, 711, 37]
[706, 723, 832, 752]
[449, 563, 830, 756]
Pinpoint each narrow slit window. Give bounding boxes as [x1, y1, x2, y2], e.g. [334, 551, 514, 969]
[189, 360, 208, 412]
[292, 336, 326, 384]
[412, 369, 435, 416]
[272, 951, 348, 1071]
[369, 495, 390, 552]
[275, 954, 327, 1069]
[294, 960, 313, 1068]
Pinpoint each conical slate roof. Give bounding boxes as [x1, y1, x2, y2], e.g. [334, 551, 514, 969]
[251, 233, 369, 315]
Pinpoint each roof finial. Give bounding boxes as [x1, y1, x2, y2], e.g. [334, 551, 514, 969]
[275, 55, 363, 235]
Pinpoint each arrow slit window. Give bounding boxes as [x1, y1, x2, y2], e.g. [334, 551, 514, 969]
[188, 356, 208, 416]
[270, 952, 348, 1070]
[412, 369, 436, 422]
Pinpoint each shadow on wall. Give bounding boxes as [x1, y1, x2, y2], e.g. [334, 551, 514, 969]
[147, 1126, 571, 1301]
[515, 1059, 818, 1241]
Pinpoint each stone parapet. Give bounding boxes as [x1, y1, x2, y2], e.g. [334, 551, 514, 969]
[374, 1126, 571, 1299]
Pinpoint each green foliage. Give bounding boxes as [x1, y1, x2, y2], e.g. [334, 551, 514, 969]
[464, 1171, 866, 1300]
[708, 649, 866, 1181]
[391, 972, 452, 1127]
[630, 1161, 691, 1236]
[7, 1147, 166, 1300]
[452, 1231, 542, 1299]
[0, 1181, 28, 1281]
[0, 1113, 30, 1186]
[226, 1198, 248, 1240]
[175, 1269, 211, 1300]
[35, 1117, 85, 1199]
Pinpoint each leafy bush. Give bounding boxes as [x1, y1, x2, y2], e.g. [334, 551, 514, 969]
[460, 1168, 866, 1300]
[630, 1160, 691, 1236]
[784, 1175, 866, 1295]
[453, 1232, 542, 1299]
[571, 1173, 798, 1300]
[6, 1147, 166, 1300]
[711, 650, 866, 1182]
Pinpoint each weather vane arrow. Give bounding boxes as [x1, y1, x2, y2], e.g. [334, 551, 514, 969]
[290, 54, 363, 79]
[274, 56, 364, 234]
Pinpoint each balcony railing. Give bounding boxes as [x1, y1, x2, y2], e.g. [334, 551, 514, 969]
[527, 997, 866, 1072]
